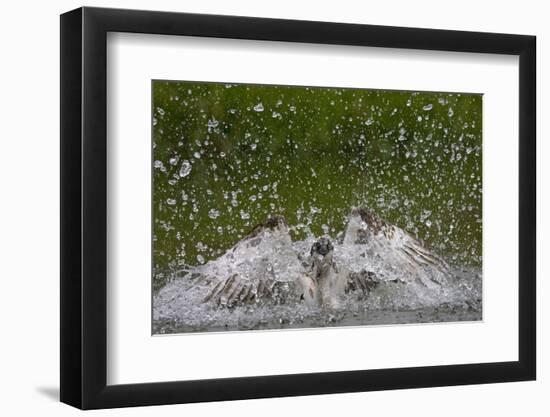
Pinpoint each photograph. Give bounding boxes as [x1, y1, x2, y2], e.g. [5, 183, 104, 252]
[152, 80, 483, 334]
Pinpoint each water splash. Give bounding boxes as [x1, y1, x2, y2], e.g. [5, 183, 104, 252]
[179, 160, 192, 178]
[153, 225, 481, 334]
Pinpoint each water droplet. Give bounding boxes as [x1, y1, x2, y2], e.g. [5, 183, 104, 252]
[166, 198, 176, 205]
[423, 104, 433, 111]
[253, 103, 264, 112]
[208, 209, 220, 219]
[240, 210, 250, 220]
[207, 118, 219, 129]
[179, 160, 192, 177]
[196, 255, 205, 264]
[193, 152, 201, 159]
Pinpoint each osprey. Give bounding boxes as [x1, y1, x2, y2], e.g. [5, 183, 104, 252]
[158, 208, 451, 310]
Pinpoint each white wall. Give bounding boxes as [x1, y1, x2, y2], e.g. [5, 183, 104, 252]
[0, 0, 545, 415]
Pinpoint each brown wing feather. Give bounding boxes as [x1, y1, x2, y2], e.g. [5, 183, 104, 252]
[201, 274, 278, 306]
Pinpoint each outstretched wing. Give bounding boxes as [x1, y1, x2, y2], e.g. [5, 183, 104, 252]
[180, 215, 306, 307]
[343, 207, 451, 286]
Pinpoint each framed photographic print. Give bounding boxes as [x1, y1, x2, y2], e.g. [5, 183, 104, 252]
[60, 6, 536, 409]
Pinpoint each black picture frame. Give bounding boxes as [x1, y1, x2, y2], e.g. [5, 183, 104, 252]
[60, 6, 536, 410]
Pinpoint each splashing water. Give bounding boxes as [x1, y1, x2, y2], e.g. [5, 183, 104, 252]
[153, 227, 481, 334]
[179, 160, 192, 178]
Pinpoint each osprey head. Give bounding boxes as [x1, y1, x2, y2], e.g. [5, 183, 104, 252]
[310, 237, 336, 284]
[311, 237, 334, 257]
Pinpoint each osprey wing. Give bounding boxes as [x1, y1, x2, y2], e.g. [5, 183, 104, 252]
[183, 215, 307, 307]
[343, 207, 451, 286]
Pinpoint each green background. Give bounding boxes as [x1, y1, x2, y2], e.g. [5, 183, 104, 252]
[152, 81, 482, 290]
